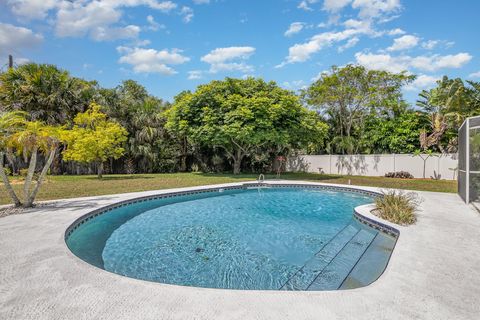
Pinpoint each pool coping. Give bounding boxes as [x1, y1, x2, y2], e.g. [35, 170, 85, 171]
[1, 180, 479, 320]
[63, 182, 399, 291]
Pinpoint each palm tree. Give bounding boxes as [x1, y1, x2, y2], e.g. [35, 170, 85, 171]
[0, 112, 61, 207]
[417, 77, 480, 153]
[0, 63, 95, 125]
[0, 111, 27, 206]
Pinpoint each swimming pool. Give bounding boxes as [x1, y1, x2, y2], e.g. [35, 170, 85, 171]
[65, 184, 398, 291]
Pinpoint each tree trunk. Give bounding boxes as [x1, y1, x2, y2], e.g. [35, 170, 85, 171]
[0, 152, 22, 207]
[23, 147, 38, 203]
[179, 155, 187, 172]
[98, 162, 104, 179]
[5, 150, 16, 175]
[232, 149, 243, 175]
[179, 136, 188, 172]
[24, 148, 57, 208]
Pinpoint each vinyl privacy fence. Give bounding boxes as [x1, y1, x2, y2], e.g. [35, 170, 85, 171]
[286, 154, 458, 180]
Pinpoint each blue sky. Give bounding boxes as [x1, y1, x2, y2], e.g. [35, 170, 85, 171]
[1, 0, 479, 103]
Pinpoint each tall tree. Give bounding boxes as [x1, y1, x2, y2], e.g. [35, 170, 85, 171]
[0, 63, 96, 124]
[166, 78, 328, 174]
[302, 65, 415, 154]
[98, 80, 175, 173]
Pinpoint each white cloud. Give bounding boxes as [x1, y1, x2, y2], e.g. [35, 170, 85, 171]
[146, 15, 166, 31]
[404, 74, 440, 91]
[132, 39, 151, 47]
[94, 25, 141, 41]
[284, 22, 305, 37]
[421, 40, 439, 51]
[469, 71, 480, 78]
[298, 0, 318, 11]
[55, 2, 133, 40]
[421, 39, 454, 50]
[338, 37, 359, 52]
[8, 1, 178, 20]
[8, 1, 180, 41]
[7, 0, 58, 20]
[323, 0, 352, 12]
[351, 0, 402, 20]
[277, 27, 368, 66]
[387, 28, 405, 36]
[180, 6, 194, 23]
[193, 0, 210, 4]
[387, 35, 420, 51]
[145, 0, 177, 11]
[117, 46, 190, 75]
[355, 52, 472, 73]
[0, 22, 43, 56]
[188, 70, 203, 80]
[201, 46, 256, 73]
[424, 53, 472, 71]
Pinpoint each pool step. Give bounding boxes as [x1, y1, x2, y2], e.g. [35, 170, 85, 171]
[280, 224, 360, 290]
[307, 229, 377, 291]
[339, 233, 396, 289]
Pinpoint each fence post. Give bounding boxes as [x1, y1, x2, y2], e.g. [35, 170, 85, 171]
[393, 153, 396, 173]
[466, 118, 470, 203]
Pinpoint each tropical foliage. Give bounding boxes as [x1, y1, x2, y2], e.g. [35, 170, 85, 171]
[0, 111, 62, 207]
[0, 63, 96, 124]
[98, 80, 178, 173]
[1, 62, 480, 206]
[417, 76, 480, 152]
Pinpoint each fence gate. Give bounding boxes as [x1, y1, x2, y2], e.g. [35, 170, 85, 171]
[458, 115, 480, 203]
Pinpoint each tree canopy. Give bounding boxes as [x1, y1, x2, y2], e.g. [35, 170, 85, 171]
[302, 65, 415, 154]
[61, 103, 128, 178]
[166, 78, 328, 174]
[417, 76, 480, 152]
[0, 63, 96, 124]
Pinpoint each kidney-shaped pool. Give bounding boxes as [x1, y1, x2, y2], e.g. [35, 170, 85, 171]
[66, 185, 398, 291]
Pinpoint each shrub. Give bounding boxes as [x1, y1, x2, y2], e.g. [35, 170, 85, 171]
[385, 171, 414, 179]
[3, 167, 12, 176]
[374, 190, 419, 225]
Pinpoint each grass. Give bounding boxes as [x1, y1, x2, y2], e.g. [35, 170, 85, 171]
[374, 190, 419, 225]
[0, 172, 457, 206]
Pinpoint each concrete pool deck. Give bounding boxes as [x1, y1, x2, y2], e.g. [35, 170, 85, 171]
[0, 181, 479, 320]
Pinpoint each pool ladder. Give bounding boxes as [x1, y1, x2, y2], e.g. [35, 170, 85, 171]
[257, 174, 265, 183]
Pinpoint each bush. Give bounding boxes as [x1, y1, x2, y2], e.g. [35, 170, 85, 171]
[3, 167, 12, 176]
[374, 190, 419, 225]
[385, 171, 414, 179]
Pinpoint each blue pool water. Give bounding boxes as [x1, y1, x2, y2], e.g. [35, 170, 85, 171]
[66, 187, 396, 290]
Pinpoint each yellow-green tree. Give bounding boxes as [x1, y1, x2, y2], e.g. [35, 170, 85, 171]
[62, 103, 127, 179]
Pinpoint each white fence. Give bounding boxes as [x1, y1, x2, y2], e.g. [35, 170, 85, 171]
[287, 154, 458, 180]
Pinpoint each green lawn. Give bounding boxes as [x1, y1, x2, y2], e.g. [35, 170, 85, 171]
[0, 172, 457, 205]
